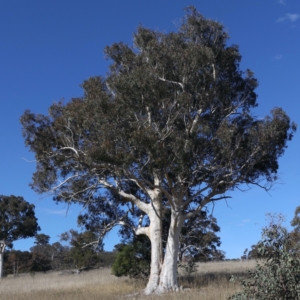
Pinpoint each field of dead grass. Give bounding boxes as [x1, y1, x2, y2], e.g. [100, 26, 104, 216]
[0, 260, 256, 300]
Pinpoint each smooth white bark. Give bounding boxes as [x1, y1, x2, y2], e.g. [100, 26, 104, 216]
[144, 212, 163, 294]
[144, 195, 163, 295]
[156, 210, 183, 293]
[0, 253, 3, 279]
[0, 242, 6, 280]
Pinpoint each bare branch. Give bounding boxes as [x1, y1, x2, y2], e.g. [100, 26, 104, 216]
[51, 174, 80, 191]
[182, 185, 211, 209]
[99, 179, 149, 213]
[158, 76, 184, 90]
[59, 147, 80, 157]
[183, 190, 219, 219]
[212, 63, 216, 81]
[22, 157, 37, 163]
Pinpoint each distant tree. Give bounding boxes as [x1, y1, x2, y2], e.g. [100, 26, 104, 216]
[20, 6, 296, 294]
[291, 206, 300, 232]
[29, 252, 52, 272]
[248, 244, 262, 260]
[60, 230, 102, 269]
[30, 239, 68, 270]
[241, 245, 260, 260]
[97, 251, 118, 268]
[242, 207, 300, 262]
[49, 241, 69, 269]
[0, 195, 40, 278]
[178, 212, 224, 262]
[290, 205, 300, 254]
[4, 250, 21, 275]
[4, 250, 33, 275]
[34, 233, 50, 246]
[241, 248, 248, 260]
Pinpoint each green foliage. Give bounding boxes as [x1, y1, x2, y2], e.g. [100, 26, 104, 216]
[34, 233, 50, 245]
[30, 240, 69, 271]
[4, 245, 116, 275]
[112, 235, 151, 279]
[20, 7, 296, 215]
[20, 6, 296, 289]
[241, 244, 262, 260]
[0, 195, 40, 248]
[291, 206, 300, 231]
[160, 211, 225, 263]
[179, 213, 225, 262]
[4, 250, 52, 274]
[97, 251, 117, 267]
[29, 252, 52, 272]
[229, 214, 300, 300]
[289, 205, 300, 254]
[60, 230, 103, 268]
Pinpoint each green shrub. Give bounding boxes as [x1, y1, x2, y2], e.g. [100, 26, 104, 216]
[112, 235, 151, 279]
[229, 214, 300, 300]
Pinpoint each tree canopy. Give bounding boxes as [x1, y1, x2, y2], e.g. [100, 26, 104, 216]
[20, 6, 296, 294]
[0, 195, 40, 279]
[291, 206, 300, 232]
[34, 233, 50, 246]
[0, 195, 40, 248]
[178, 212, 224, 262]
[60, 229, 103, 268]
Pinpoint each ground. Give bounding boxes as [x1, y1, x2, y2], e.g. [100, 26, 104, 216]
[0, 260, 256, 300]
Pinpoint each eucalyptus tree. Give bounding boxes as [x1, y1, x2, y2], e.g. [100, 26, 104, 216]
[291, 206, 300, 232]
[178, 213, 223, 263]
[289, 206, 300, 253]
[60, 229, 102, 269]
[78, 195, 224, 263]
[34, 233, 50, 246]
[0, 195, 40, 278]
[20, 7, 296, 294]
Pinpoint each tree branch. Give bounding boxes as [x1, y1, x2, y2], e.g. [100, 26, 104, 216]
[99, 179, 149, 213]
[158, 76, 184, 90]
[184, 190, 220, 219]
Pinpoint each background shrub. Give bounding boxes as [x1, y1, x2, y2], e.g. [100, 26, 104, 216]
[112, 235, 151, 279]
[229, 214, 300, 300]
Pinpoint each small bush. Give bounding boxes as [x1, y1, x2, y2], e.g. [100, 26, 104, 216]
[229, 214, 300, 300]
[178, 258, 198, 276]
[112, 235, 151, 280]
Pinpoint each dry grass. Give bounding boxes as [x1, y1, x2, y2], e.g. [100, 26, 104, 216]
[0, 260, 256, 300]
[196, 259, 256, 275]
[0, 268, 140, 300]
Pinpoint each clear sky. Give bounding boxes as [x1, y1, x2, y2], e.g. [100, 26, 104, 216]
[0, 0, 299, 259]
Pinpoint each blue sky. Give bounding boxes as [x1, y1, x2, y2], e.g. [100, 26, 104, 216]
[0, 0, 299, 258]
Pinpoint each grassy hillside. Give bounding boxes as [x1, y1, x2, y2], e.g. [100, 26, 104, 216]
[0, 260, 256, 299]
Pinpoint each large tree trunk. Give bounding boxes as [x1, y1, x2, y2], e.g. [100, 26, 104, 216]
[0, 243, 5, 280]
[155, 210, 183, 293]
[0, 253, 3, 279]
[143, 194, 163, 295]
